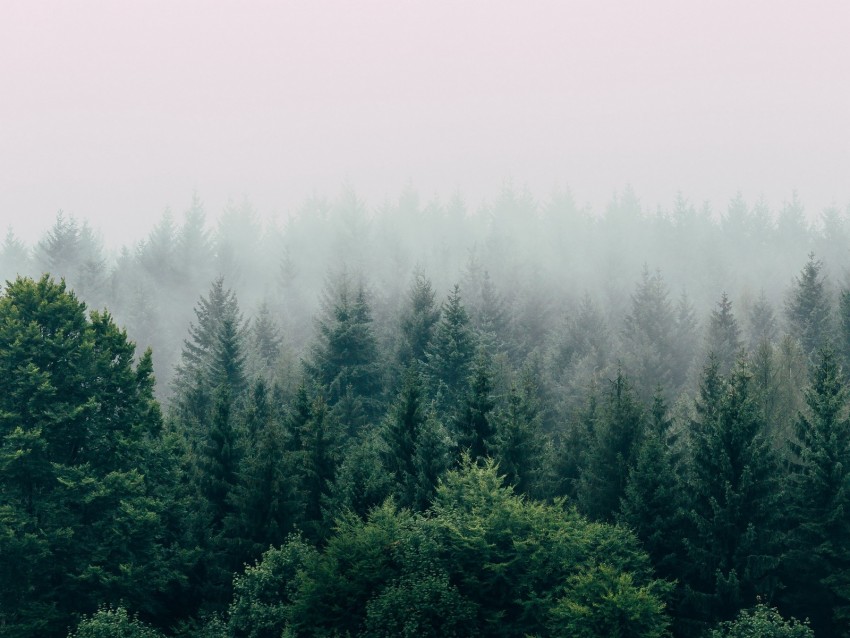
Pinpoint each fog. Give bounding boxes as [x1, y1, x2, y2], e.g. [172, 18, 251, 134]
[2, 1, 849, 246]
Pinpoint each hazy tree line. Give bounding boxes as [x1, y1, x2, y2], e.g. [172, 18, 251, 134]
[2, 186, 850, 637]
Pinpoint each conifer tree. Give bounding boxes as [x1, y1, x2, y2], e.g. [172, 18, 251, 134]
[425, 284, 477, 419]
[619, 390, 685, 580]
[397, 270, 441, 368]
[304, 273, 382, 420]
[0, 276, 174, 636]
[622, 266, 677, 400]
[786, 253, 833, 358]
[706, 292, 743, 376]
[683, 356, 781, 627]
[491, 373, 544, 496]
[577, 369, 645, 522]
[782, 347, 850, 635]
[456, 351, 496, 462]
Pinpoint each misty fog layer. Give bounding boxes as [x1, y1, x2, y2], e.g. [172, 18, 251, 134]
[2, 186, 844, 401]
[4, 184, 850, 637]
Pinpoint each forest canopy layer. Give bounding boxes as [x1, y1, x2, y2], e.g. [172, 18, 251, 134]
[2, 186, 849, 637]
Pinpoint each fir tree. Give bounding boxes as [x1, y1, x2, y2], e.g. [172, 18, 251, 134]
[786, 253, 833, 358]
[706, 292, 743, 376]
[683, 356, 781, 627]
[782, 347, 850, 635]
[425, 284, 477, 420]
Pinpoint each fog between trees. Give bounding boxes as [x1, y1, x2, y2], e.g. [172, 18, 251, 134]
[3, 184, 850, 637]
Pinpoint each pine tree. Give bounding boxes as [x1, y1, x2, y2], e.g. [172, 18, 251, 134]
[381, 366, 427, 508]
[786, 253, 833, 358]
[683, 356, 781, 627]
[619, 390, 685, 580]
[490, 374, 544, 497]
[577, 369, 646, 522]
[456, 351, 496, 462]
[622, 266, 677, 400]
[425, 284, 477, 420]
[0, 276, 174, 636]
[304, 273, 382, 420]
[705, 292, 743, 376]
[748, 291, 778, 349]
[397, 270, 441, 368]
[173, 277, 246, 421]
[782, 347, 850, 635]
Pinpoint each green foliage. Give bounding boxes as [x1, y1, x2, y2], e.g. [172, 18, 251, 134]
[782, 346, 850, 635]
[578, 369, 646, 522]
[425, 284, 477, 419]
[705, 292, 742, 376]
[0, 276, 177, 636]
[708, 604, 813, 638]
[683, 356, 781, 626]
[68, 606, 163, 638]
[304, 272, 382, 420]
[228, 537, 317, 638]
[785, 253, 833, 357]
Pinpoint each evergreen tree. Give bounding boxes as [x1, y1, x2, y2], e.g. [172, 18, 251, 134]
[786, 253, 833, 358]
[782, 347, 850, 635]
[619, 390, 686, 580]
[577, 369, 646, 522]
[0, 276, 175, 637]
[381, 366, 427, 508]
[748, 291, 778, 349]
[456, 351, 496, 462]
[173, 277, 246, 422]
[425, 284, 477, 420]
[397, 269, 441, 368]
[683, 356, 782, 627]
[621, 266, 677, 400]
[304, 273, 382, 420]
[705, 292, 743, 376]
[491, 373, 544, 497]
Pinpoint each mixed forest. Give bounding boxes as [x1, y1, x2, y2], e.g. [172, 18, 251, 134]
[2, 186, 850, 637]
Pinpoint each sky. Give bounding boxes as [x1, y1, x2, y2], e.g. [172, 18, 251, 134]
[1, 0, 849, 246]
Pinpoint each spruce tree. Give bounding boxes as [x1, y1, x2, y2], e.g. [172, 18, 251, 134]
[577, 369, 645, 522]
[0, 276, 174, 636]
[397, 270, 441, 368]
[425, 284, 477, 420]
[786, 253, 833, 358]
[782, 347, 850, 635]
[683, 356, 781, 627]
[705, 292, 743, 376]
[304, 273, 382, 420]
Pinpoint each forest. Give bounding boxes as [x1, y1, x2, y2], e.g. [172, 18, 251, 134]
[2, 185, 850, 637]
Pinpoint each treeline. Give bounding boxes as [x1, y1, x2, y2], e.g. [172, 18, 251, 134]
[2, 187, 850, 637]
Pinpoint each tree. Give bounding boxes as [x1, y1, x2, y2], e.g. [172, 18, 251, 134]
[708, 604, 812, 638]
[455, 351, 496, 462]
[705, 292, 743, 376]
[303, 272, 382, 422]
[748, 291, 778, 349]
[173, 277, 247, 422]
[68, 606, 164, 638]
[577, 369, 646, 522]
[785, 253, 833, 358]
[621, 267, 677, 400]
[683, 357, 782, 627]
[782, 347, 850, 636]
[425, 284, 477, 419]
[619, 390, 686, 580]
[491, 373, 544, 497]
[0, 276, 175, 637]
[397, 269, 441, 368]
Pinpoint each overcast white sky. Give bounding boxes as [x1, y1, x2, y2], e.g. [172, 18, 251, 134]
[1, 0, 849, 246]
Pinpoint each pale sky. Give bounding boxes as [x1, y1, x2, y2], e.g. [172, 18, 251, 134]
[1, 0, 849, 245]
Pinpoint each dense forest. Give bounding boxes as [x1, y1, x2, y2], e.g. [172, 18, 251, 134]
[2, 186, 850, 637]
